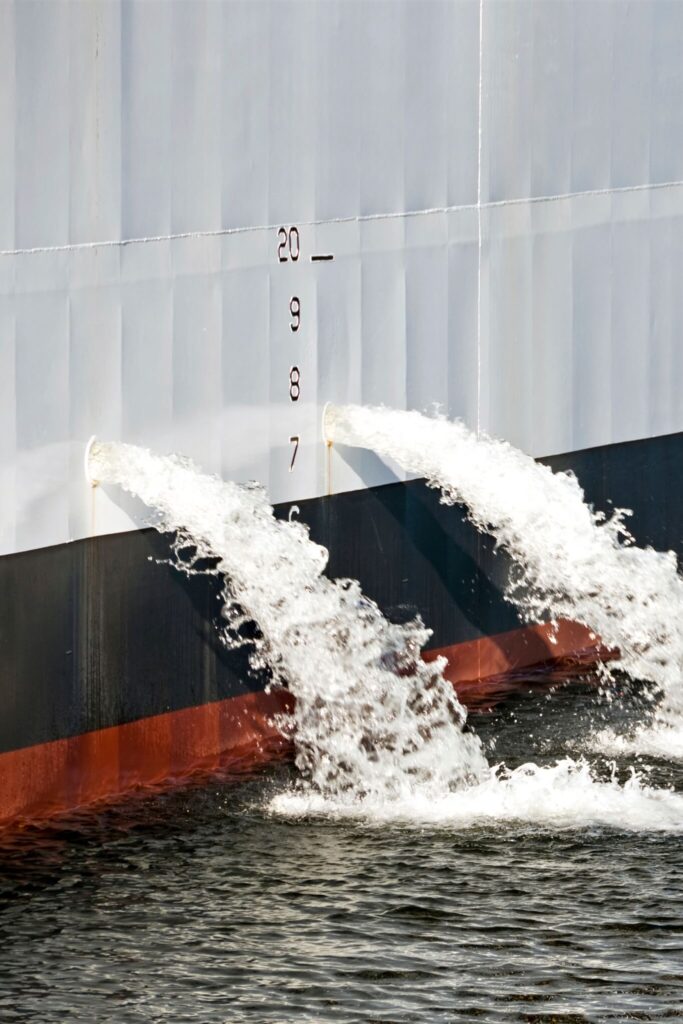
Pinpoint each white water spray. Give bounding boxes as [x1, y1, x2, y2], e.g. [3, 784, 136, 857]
[87, 439, 683, 829]
[324, 404, 683, 757]
[88, 440, 487, 801]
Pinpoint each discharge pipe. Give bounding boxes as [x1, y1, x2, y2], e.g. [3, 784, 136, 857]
[84, 435, 100, 486]
[321, 402, 360, 448]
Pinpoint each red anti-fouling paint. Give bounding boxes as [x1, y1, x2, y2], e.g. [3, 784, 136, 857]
[0, 618, 612, 829]
[0, 689, 294, 828]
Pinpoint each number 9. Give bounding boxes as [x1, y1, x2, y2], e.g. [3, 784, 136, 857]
[289, 296, 300, 332]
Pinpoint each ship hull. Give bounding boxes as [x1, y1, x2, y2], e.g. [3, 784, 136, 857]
[1, 428, 679, 826]
[3, 0, 683, 825]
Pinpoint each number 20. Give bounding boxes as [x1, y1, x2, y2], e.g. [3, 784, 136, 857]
[277, 226, 300, 262]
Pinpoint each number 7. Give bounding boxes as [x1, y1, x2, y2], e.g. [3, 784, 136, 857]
[289, 435, 300, 472]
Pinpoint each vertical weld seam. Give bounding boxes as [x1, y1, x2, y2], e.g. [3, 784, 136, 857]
[476, 0, 484, 437]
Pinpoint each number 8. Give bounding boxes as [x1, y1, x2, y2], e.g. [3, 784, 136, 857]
[289, 366, 300, 402]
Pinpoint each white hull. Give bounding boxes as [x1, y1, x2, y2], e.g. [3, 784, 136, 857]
[1, 0, 682, 556]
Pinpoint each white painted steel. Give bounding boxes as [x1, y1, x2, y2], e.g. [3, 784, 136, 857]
[1, 1, 683, 556]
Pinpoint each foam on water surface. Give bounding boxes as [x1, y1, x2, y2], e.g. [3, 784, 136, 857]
[595, 720, 683, 761]
[271, 758, 683, 832]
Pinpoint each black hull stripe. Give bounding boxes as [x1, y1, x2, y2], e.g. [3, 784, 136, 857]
[0, 429, 681, 755]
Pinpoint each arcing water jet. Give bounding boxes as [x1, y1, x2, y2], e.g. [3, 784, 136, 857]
[323, 403, 683, 755]
[87, 439, 487, 802]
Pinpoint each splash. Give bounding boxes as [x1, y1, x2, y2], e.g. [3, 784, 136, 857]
[595, 719, 683, 762]
[324, 404, 683, 754]
[89, 440, 683, 830]
[88, 441, 487, 802]
[272, 757, 683, 832]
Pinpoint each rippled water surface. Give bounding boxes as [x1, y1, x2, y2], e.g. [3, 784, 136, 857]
[2, 681, 683, 1024]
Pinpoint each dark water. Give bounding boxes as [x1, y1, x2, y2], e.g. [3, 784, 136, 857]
[1, 681, 683, 1024]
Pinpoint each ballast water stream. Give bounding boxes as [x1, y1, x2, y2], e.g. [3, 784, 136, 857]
[87, 420, 683, 831]
[323, 404, 683, 763]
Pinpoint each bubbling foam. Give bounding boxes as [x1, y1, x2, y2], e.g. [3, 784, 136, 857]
[271, 757, 683, 832]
